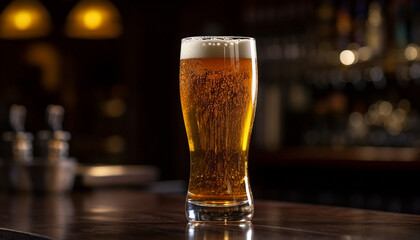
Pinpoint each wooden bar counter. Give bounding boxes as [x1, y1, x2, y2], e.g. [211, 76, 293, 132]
[0, 189, 419, 239]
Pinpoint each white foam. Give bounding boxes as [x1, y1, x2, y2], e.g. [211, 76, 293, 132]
[180, 36, 256, 60]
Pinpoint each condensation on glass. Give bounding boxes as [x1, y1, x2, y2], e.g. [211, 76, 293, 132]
[180, 36, 258, 222]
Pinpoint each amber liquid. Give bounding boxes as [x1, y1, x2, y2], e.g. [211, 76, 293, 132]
[180, 58, 257, 205]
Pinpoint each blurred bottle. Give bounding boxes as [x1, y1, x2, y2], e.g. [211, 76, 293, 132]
[2, 105, 33, 163]
[36, 104, 71, 161]
[366, 1, 385, 55]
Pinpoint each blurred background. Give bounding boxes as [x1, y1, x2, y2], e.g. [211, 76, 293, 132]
[0, 0, 420, 214]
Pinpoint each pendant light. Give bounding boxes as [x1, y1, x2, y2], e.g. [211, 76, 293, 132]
[0, 0, 51, 39]
[65, 0, 122, 39]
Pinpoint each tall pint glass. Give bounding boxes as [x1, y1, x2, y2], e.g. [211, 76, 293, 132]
[180, 36, 257, 222]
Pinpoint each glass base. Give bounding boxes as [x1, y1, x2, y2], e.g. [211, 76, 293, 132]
[186, 199, 254, 222]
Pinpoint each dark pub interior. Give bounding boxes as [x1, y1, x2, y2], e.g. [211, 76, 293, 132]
[0, 0, 419, 239]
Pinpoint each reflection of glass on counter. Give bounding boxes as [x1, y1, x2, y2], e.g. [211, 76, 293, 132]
[186, 222, 253, 240]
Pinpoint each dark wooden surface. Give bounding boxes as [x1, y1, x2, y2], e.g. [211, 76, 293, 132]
[251, 147, 420, 169]
[0, 189, 419, 239]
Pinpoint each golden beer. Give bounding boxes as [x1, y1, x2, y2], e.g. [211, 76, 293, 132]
[180, 37, 257, 222]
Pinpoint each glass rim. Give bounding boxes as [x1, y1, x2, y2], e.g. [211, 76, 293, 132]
[181, 36, 255, 43]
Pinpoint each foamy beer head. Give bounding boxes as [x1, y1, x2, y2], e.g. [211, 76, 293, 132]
[180, 36, 256, 60]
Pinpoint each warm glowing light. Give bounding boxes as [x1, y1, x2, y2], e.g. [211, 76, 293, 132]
[65, 0, 122, 39]
[340, 50, 356, 65]
[0, 0, 51, 38]
[90, 207, 118, 213]
[83, 9, 102, 30]
[87, 166, 125, 177]
[405, 44, 418, 61]
[378, 101, 392, 116]
[14, 11, 32, 30]
[357, 46, 373, 61]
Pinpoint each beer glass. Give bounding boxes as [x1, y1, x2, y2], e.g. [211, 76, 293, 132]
[180, 36, 257, 222]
